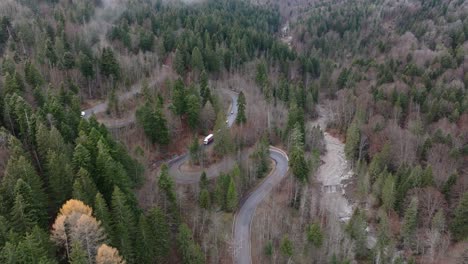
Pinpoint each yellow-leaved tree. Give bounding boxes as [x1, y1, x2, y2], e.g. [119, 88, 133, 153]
[51, 199, 110, 263]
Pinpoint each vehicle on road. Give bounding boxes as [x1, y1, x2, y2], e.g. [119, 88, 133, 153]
[231, 111, 233, 115]
[81, 111, 86, 117]
[203, 134, 214, 145]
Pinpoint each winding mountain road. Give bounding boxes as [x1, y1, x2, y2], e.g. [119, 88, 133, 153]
[233, 147, 289, 264]
[83, 82, 291, 264]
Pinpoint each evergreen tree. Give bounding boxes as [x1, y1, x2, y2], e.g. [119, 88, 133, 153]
[401, 197, 418, 249]
[450, 192, 468, 241]
[100, 48, 120, 80]
[177, 224, 204, 264]
[136, 103, 170, 145]
[199, 71, 211, 106]
[24, 61, 44, 88]
[214, 112, 234, 156]
[252, 134, 269, 178]
[186, 94, 201, 129]
[172, 79, 187, 116]
[147, 207, 170, 263]
[225, 176, 238, 212]
[139, 31, 154, 52]
[236, 91, 247, 124]
[93, 192, 112, 240]
[10, 193, 36, 234]
[72, 168, 97, 209]
[344, 119, 360, 162]
[135, 214, 152, 264]
[307, 223, 323, 248]
[69, 240, 88, 264]
[199, 189, 211, 210]
[191, 46, 204, 72]
[79, 53, 94, 79]
[347, 208, 367, 258]
[381, 174, 396, 212]
[111, 187, 135, 263]
[290, 123, 309, 183]
[46, 151, 74, 208]
[189, 136, 200, 165]
[280, 235, 293, 258]
[174, 48, 186, 76]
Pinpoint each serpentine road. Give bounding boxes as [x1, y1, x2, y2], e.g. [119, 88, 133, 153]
[82, 84, 290, 264]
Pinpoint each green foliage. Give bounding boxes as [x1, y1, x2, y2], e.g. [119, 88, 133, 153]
[290, 123, 309, 183]
[307, 223, 324, 248]
[186, 94, 201, 129]
[100, 47, 120, 80]
[191, 46, 204, 72]
[225, 176, 238, 212]
[381, 173, 396, 212]
[147, 207, 170, 262]
[264, 240, 273, 257]
[214, 112, 234, 156]
[347, 208, 368, 258]
[172, 79, 187, 116]
[177, 224, 205, 264]
[450, 192, 468, 241]
[136, 103, 170, 145]
[46, 151, 74, 209]
[344, 119, 360, 162]
[280, 235, 293, 258]
[251, 134, 270, 178]
[69, 240, 87, 264]
[401, 197, 418, 249]
[111, 186, 136, 262]
[139, 30, 154, 52]
[236, 91, 247, 125]
[93, 192, 113, 242]
[199, 189, 211, 210]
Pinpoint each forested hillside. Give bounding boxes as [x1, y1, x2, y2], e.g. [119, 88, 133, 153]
[0, 0, 466, 263]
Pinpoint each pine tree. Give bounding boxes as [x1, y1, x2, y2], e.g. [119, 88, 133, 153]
[236, 91, 247, 124]
[79, 53, 94, 79]
[69, 240, 88, 264]
[136, 103, 170, 145]
[186, 94, 201, 129]
[191, 46, 204, 72]
[111, 187, 135, 262]
[344, 119, 360, 162]
[100, 48, 120, 80]
[347, 208, 367, 258]
[402, 197, 419, 249]
[172, 79, 187, 116]
[290, 123, 309, 183]
[199, 71, 211, 106]
[189, 136, 200, 165]
[46, 151, 74, 208]
[214, 112, 234, 156]
[10, 194, 35, 234]
[24, 61, 44, 88]
[280, 235, 293, 258]
[199, 189, 211, 210]
[72, 168, 97, 206]
[177, 224, 204, 264]
[135, 214, 152, 264]
[147, 207, 170, 263]
[225, 176, 238, 212]
[450, 192, 468, 241]
[174, 48, 186, 76]
[381, 174, 396, 211]
[93, 193, 112, 240]
[307, 223, 323, 248]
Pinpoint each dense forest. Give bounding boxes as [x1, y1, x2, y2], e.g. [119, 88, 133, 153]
[0, 0, 466, 263]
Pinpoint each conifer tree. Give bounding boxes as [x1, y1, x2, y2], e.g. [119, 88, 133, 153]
[280, 235, 293, 259]
[111, 187, 135, 262]
[214, 112, 234, 156]
[225, 176, 238, 212]
[147, 207, 170, 263]
[450, 192, 468, 241]
[381, 174, 396, 211]
[186, 94, 201, 129]
[174, 48, 186, 76]
[69, 240, 88, 264]
[93, 193, 112, 241]
[344, 119, 360, 162]
[191, 46, 204, 72]
[307, 223, 323, 248]
[236, 91, 247, 124]
[72, 168, 98, 206]
[177, 224, 204, 264]
[402, 197, 419, 249]
[46, 151, 74, 208]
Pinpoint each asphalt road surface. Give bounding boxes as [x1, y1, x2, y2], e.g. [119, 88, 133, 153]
[233, 148, 289, 264]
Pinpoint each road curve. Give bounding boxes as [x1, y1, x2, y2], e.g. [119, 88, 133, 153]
[233, 147, 289, 264]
